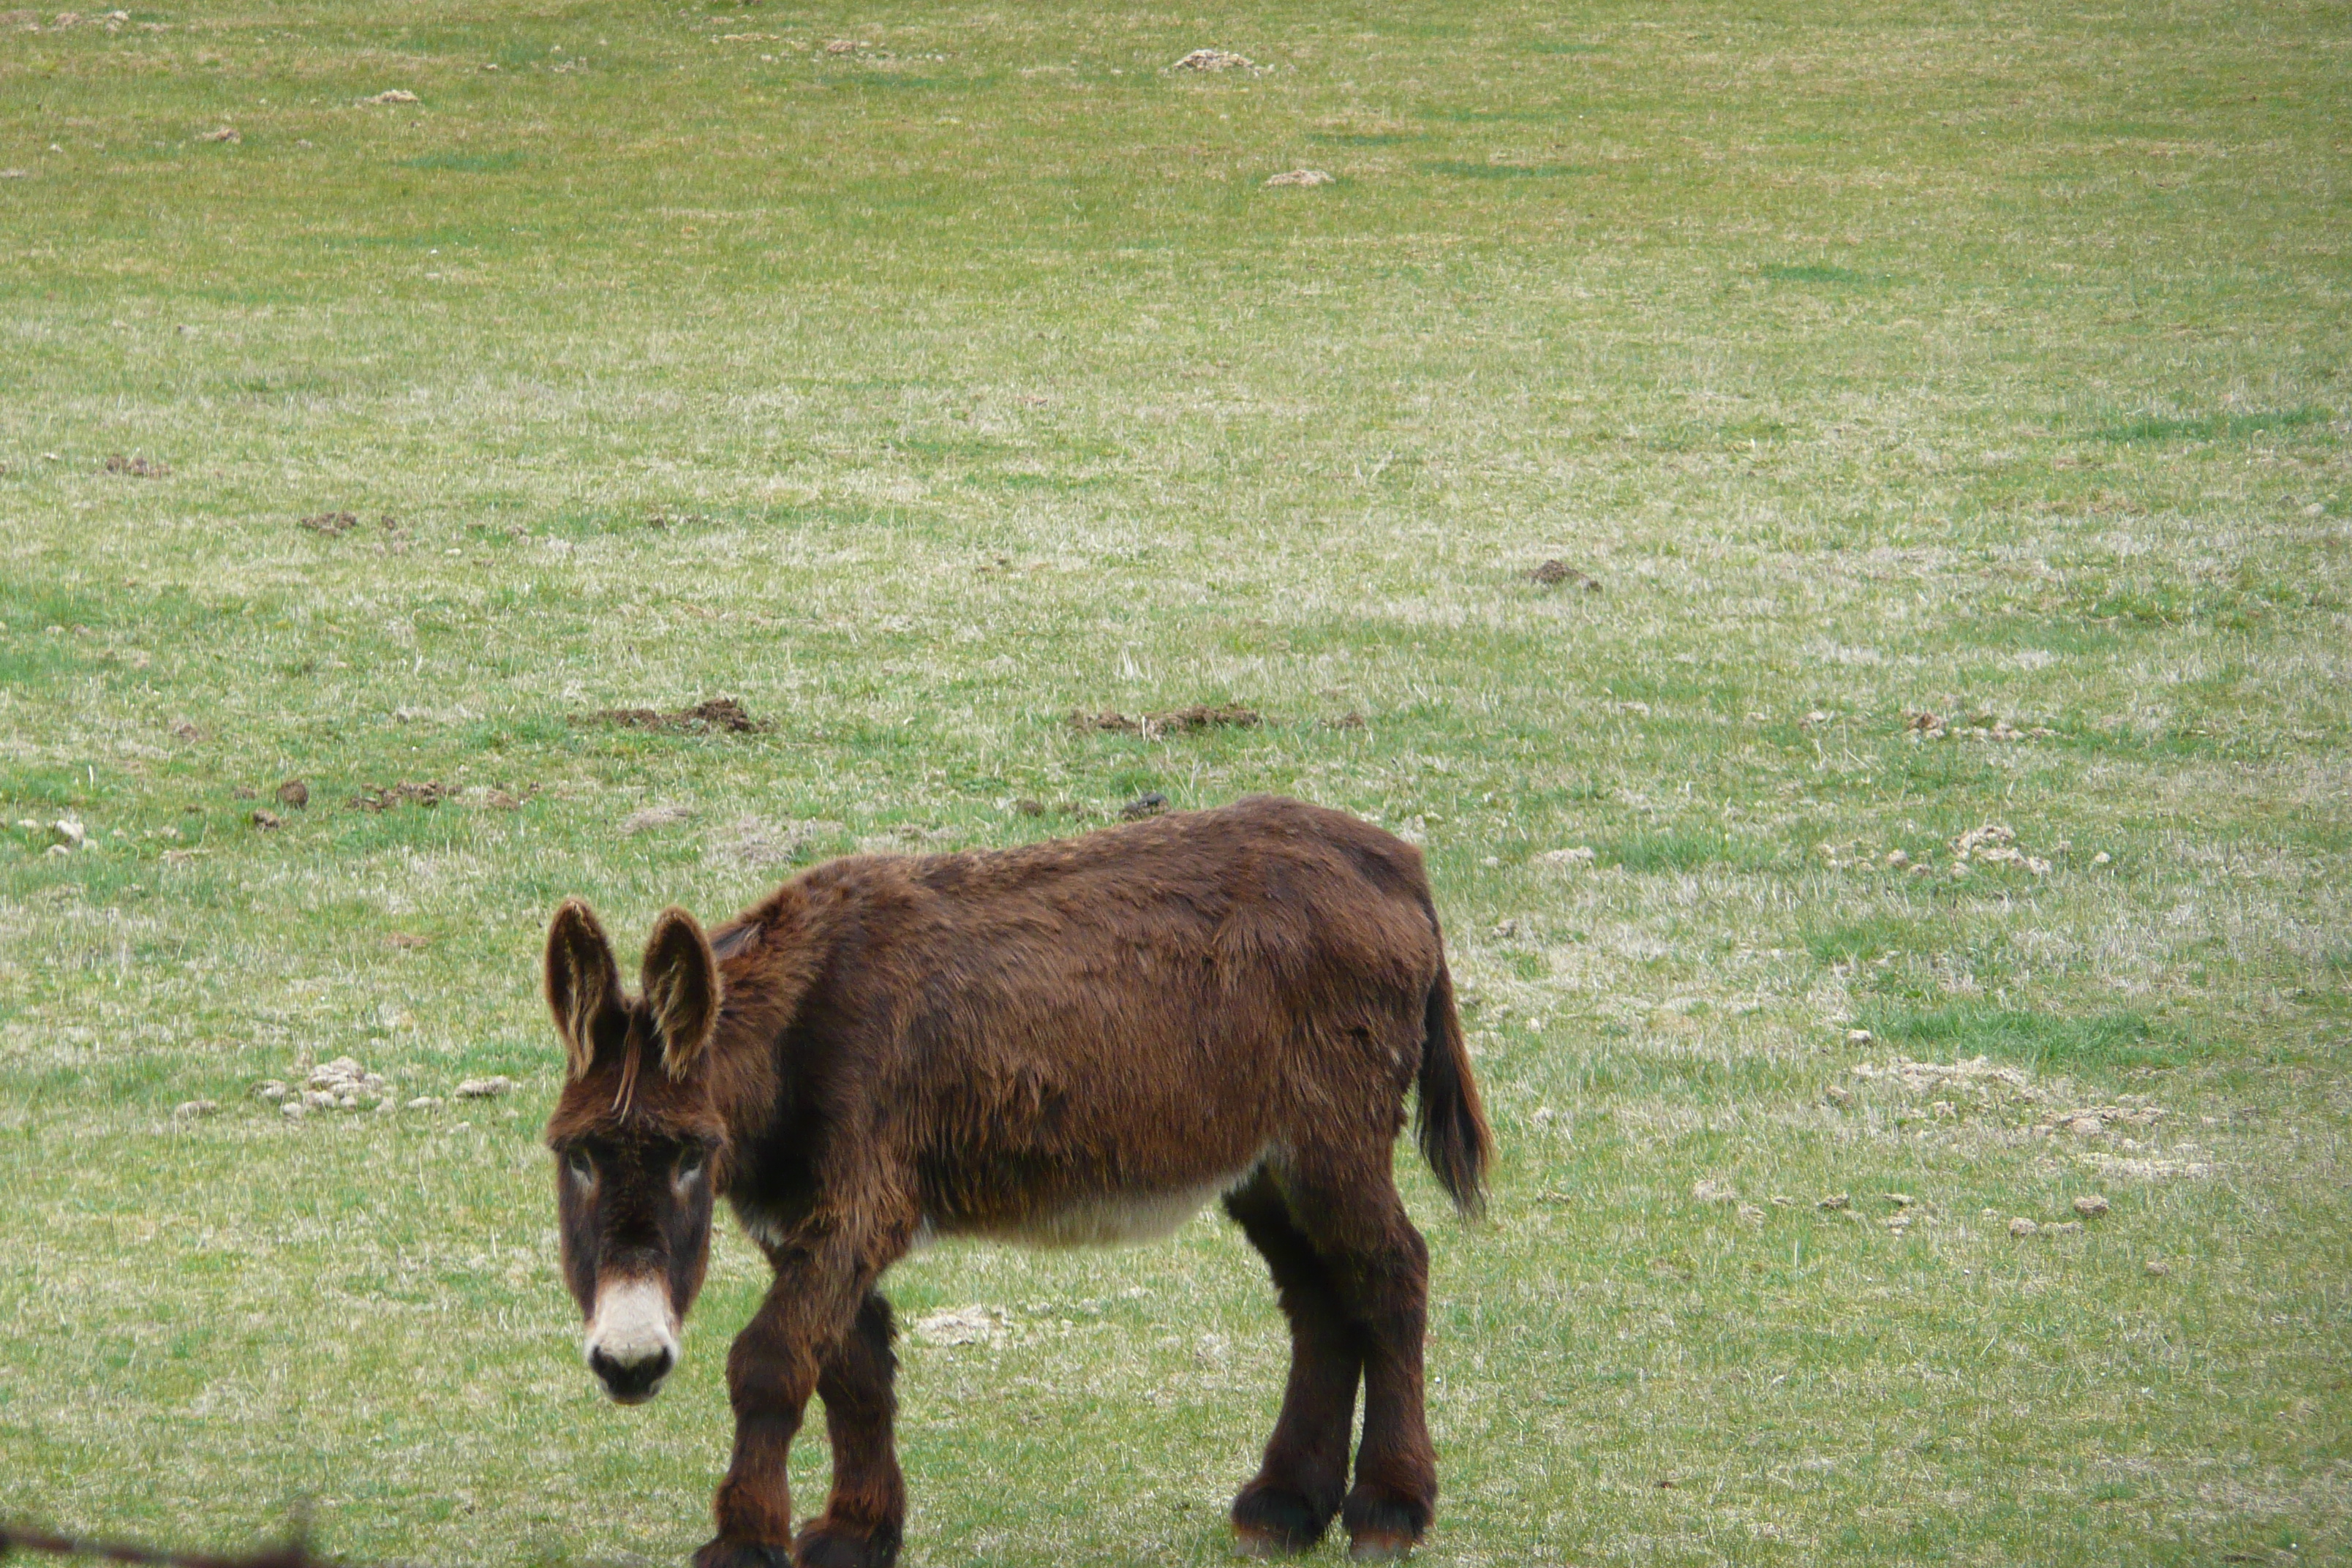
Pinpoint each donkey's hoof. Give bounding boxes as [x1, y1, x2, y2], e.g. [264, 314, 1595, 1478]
[1232, 1482, 1335, 1554]
[1342, 1490, 1429, 1561]
[793, 1518, 901, 1568]
[693, 1539, 793, 1568]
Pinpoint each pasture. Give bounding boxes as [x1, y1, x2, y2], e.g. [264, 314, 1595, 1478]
[1, 0, 2346, 1563]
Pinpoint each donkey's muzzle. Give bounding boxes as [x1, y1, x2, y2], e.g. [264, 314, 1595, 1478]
[584, 1273, 681, 1404]
[589, 1340, 675, 1403]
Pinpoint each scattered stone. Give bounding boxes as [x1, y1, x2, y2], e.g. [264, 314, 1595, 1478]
[1885, 848, 1910, 869]
[1535, 845, 1597, 868]
[1529, 559, 1602, 591]
[584, 697, 764, 734]
[2092, 851, 2111, 866]
[1692, 1178, 1739, 1205]
[1172, 48, 1256, 72]
[250, 809, 282, 831]
[405, 1096, 441, 1110]
[349, 780, 450, 810]
[275, 779, 309, 809]
[1823, 1085, 1852, 1106]
[454, 1075, 514, 1098]
[305, 1058, 392, 1109]
[2073, 1194, 2111, 1218]
[1121, 791, 1170, 821]
[103, 453, 170, 478]
[1844, 1028, 1874, 1046]
[281, 1101, 307, 1120]
[1264, 167, 1334, 187]
[1817, 1193, 1850, 1211]
[172, 1099, 218, 1119]
[912, 1305, 1007, 1346]
[2144, 1259, 2169, 1277]
[254, 1080, 288, 1102]
[2008, 1217, 2039, 1238]
[49, 816, 86, 850]
[1883, 1193, 1915, 1209]
[298, 510, 361, 535]
[362, 88, 420, 105]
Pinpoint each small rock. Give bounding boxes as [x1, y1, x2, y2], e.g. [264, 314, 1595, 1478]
[275, 779, 309, 808]
[199, 126, 239, 143]
[2008, 1217, 2039, 1238]
[1845, 1028, 1874, 1046]
[1817, 1193, 1850, 1211]
[1531, 1106, 1556, 1125]
[251, 809, 282, 831]
[1692, 1178, 1739, 1205]
[2092, 851, 2111, 866]
[1883, 1193, 1915, 1209]
[281, 1101, 306, 1120]
[302, 1089, 338, 1109]
[2144, 1259, 2168, 1277]
[2067, 1115, 2105, 1137]
[254, 1080, 288, 1101]
[50, 816, 86, 849]
[1885, 849, 1909, 868]
[2073, 1194, 2111, 1218]
[1535, 845, 1597, 867]
[405, 1096, 442, 1110]
[1264, 168, 1334, 188]
[622, 803, 693, 834]
[454, 1075, 513, 1098]
[1823, 1085, 1852, 1106]
[362, 88, 419, 104]
[172, 1099, 218, 1119]
[1172, 48, 1255, 72]
[1120, 792, 1170, 821]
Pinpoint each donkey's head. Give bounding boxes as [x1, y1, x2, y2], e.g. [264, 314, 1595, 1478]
[541, 898, 725, 1405]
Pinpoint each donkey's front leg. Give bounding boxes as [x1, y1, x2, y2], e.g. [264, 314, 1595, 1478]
[696, 1275, 821, 1568]
[794, 1291, 904, 1568]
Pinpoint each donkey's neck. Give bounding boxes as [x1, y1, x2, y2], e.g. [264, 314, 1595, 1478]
[705, 880, 830, 1150]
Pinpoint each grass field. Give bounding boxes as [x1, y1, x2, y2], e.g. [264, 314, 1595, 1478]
[2, 0, 2348, 1563]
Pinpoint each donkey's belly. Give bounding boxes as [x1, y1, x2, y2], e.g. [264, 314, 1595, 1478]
[956, 1157, 1264, 1249]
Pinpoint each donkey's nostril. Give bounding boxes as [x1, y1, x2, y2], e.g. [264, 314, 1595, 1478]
[589, 1342, 674, 1403]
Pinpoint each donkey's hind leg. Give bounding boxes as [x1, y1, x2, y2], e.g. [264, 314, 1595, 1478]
[1224, 1169, 1365, 1555]
[797, 1291, 905, 1568]
[1272, 1159, 1438, 1561]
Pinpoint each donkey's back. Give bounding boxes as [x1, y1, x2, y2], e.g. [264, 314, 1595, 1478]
[733, 795, 1477, 1248]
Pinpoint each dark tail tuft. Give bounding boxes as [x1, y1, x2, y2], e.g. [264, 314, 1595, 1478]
[1416, 959, 1493, 1216]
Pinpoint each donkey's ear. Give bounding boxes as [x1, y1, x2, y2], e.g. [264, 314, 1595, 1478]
[546, 899, 624, 1082]
[641, 907, 720, 1080]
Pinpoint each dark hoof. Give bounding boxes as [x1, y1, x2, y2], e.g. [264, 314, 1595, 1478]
[1342, 1490, 1430, 1561]
[1232, 1482, 1337, 1555]
[794, 1518, 902, 1568]
[693, 1540, 793, 1568]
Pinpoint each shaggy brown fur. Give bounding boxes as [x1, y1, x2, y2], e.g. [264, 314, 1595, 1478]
[543, 796, 1490, 1567]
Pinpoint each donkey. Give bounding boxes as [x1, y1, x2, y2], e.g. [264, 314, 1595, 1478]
[541, 795, 1491, 1567]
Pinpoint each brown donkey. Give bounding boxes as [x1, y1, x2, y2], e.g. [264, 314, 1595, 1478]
[542, 796, 1491, 1566]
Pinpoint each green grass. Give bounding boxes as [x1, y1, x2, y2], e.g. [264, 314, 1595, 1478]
[2, 0, 2348, 1564]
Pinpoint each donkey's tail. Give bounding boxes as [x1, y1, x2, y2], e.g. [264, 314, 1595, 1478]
[1417, 957, 1493, 1217]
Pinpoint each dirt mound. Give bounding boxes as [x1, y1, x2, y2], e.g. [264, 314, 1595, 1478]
[1529, 559, 1602, 590]
[1071, 703, 1260, 738]
[586, 698, 765, 734]
[104, 453, 170, 478]
[349, 780, 449, 810]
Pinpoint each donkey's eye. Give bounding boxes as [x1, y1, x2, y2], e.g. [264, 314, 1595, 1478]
[566, 1150, 595, 1184]
[676, 1147, 707, 1182]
